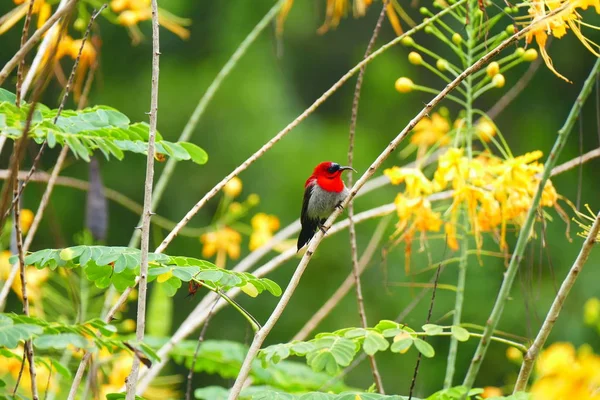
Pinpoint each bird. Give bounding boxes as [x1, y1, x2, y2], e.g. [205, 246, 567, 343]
[297, 161, 356, 251]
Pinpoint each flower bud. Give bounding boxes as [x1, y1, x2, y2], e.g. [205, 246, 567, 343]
[395, 77, 414, 93]
[401, 36, 415, 47]
[247, 193, 260, 206]
[224, 177, 243, 198]
[436, 59, 448, 71]
[424, 26, 434, 34]
[420, 7, 429, 14]
[452, 33, 462, 45]
[523, 48, 538, 61]
[505, 24, 515, 34]
[408, 52, 423, 65]
[486, 61, 500, 78]
[515, 47, 525, 57]
[492, 74, 505, 88]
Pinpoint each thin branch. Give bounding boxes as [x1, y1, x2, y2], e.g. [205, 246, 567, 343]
[186, 297, 219, 400]
[0, 170, 204, 236]
[13, 171, 38, 400]
[6, 5, 106, 223]
[226, 6, 553, 397]
[153, 0, 468, 255]
[463, 57, 600, 390]
[293, 216, 391, 341]
[409, 262, 442, 400]
[15, 0, 36, 106]
[124, 0, 159, 396]
[0, 0, 78, 86]
[129, 0, 283, 249]
[514, 212, 600, 391]
[345, 1, 388, 393]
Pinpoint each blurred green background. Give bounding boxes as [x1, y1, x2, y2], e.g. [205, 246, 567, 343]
[1, 0, 600, 397]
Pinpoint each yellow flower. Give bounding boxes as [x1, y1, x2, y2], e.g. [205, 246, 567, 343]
[249, 213, 280, 251]
[574, 204, 600, 240]
[110, 0, 191, 44]
[0, 0, 50, 35]
[410, 113, 451, 148]
[0, 347, 56, 396]
[200, 227, 242, 265]
[434, 147, 468, 190]
[506, 346, 524, 363]
[524, 0, 600, 82]
[486, 61, 500, 77]
[224, 177, 243, 198]
[384, 167, 434, 197]
[20, 209, 34, 234]
[531, 342, 600, 400]
[481, 387, 503, 398]
[475, 119, 496, 142]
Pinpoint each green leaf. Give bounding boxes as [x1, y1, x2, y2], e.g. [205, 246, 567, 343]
[390, 337, 413, 353]
[422, 324, 444, 336]
[34, 333, 89, 349]
[179, 142, 208, 164]
[0, 315, 43, 348]
[362, 331, 389, 356]
[413, 339, 435, 358]
[450, 326, 470, 342]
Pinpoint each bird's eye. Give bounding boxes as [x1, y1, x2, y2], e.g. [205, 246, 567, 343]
[327, 163, 340, 173]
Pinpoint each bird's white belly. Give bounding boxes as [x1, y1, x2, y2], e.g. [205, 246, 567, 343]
[307, 185, 349, 220]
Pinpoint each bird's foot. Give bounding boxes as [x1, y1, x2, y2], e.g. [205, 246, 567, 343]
[319, 225, 329, 235]
[335, 201, 344, 211]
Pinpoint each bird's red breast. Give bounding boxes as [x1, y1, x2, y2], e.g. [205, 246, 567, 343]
[305, 161, 346, 193]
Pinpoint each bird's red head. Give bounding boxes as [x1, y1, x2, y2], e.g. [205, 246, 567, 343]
[306, 161, 355, 193]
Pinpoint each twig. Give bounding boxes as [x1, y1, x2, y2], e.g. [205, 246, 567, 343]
[514, 212, 600, 391]
[124, 0, 159, 396]
[345, 1, 388, 393]
[409, 262, 442, 400]
[226, 6, 552, 397]
[6, 5, 106, 223]
[13, 168, 38, 399]
[462, 57, 600, 390]
[0, 170, 203, 235]
[0, 0, 78, 86]
[15, 0, 36, 106]
[129, 0, 283, 249]
[12, 347, 27, 396]
[293, 216, 391, 341]
[185, 297, 219, 400]
[153, 0, 468, 255]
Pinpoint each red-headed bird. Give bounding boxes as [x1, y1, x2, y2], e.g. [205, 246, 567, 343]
[297, 161, 356, 251]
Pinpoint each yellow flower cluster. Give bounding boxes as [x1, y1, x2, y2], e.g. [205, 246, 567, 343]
[250, 213, 280, 251]
[110, 0, 191, 43]
[525, 0, 600, 81]
[530, 342, 600, 400]
[385, 147, 558, 254]
[0, 347, 56, 397]
[0, 250, 49, 314]
[0, 0, 51, 35]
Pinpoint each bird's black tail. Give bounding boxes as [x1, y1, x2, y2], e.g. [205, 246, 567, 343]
[297, 219, 318, 251]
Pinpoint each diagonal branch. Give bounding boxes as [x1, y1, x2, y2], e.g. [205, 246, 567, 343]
[514, 211, 600, 391]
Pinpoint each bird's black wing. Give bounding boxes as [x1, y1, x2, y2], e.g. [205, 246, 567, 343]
[297, 185, 318, 251]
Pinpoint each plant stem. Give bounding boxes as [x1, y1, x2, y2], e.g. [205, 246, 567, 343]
[514, 212, 600, 391]
[124, 0, 159, 396]
[462, 57, 600, 390]
[444, 223, 469, 388]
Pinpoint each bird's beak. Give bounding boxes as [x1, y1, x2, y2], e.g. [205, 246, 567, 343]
[339, 166, 357, 173]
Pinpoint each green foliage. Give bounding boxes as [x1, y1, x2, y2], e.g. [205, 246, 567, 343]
[0, 314, 43, 348]
[15, 246, 281, 297]
[161, 339, 350, 393]
[0, 89, 207, 164]
[425, 387, 531, 400]
[195, 386, 417, 400]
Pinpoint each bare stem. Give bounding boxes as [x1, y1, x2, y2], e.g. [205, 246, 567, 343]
[15, 0, 35, 106]
[514, 212, 600, 391]
[345, 1, 388, 394]
[124, 0, 159, 397]
[462, 57, 600, 390]
[0, 0, 77, 86]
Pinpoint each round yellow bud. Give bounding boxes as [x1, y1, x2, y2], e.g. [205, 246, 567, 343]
[121, 319, 137, 332]
[19, 209, 34, 234]
[424, 26, 434, 34]
[401, 36, 415, 47]
[476, 119, 496, 142]
[523, 48, 538, 62]
[486, 61, 500, 78]
[395, 77, 414, 93]
[584, 297, 600, 325]
[247, 193, 260, 206]
[436, 59, 448, 71]
[229, 202, 243, 214]
[452, 33, 462, 45]
[74, 18, 87, 31]
[408, 52, 423, 65]
[223, 176, 243, 198]
[505, 24, 515, 34]
[492, 74, 505, 88]
[117, 10, 139, 26]
[419, 7, 429, 14]
[515, 47, 525, 57]
[506, 346, 523, 363]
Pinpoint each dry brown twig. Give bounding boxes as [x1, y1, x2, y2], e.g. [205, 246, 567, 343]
[15, 0, 36, 106]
